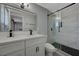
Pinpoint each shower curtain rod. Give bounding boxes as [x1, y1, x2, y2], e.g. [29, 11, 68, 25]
[48, 3, 76, 16]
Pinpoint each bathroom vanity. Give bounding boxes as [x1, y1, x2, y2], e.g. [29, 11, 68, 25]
[0, 4, 47, 56]
[0, 35, 47, 56]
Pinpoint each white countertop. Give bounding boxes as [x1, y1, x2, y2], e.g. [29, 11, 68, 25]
[0, 34, 47, 45]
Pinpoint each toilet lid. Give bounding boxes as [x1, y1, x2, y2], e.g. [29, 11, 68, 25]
[45, 43, 56, 50]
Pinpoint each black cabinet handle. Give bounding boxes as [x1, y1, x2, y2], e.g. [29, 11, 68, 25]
[51, 28, 53, 31]
[60, 21, 62, 28]
[36, 47, 39, 53]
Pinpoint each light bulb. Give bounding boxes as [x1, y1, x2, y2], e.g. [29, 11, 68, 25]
[24, 3, 30, 8]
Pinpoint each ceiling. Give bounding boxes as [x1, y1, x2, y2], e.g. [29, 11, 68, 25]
[36, 3, 70, 12]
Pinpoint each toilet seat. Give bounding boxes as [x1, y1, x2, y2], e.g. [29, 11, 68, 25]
[45, 43, 57, 53]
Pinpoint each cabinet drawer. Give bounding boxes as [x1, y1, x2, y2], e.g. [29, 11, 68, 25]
[0, 41, 25, 55]
[26, 37, 46, 47]
[6, 49, 25, 56]
[26, 43, 45, 56]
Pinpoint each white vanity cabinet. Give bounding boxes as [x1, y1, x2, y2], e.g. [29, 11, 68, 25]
[0, 35, 47, 56]
[0, 40, 25, 56]
[26, 37, 46, 56]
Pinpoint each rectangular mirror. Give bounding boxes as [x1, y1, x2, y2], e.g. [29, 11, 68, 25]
[10, 6, 37, 31]
[0, 4, 37, 32]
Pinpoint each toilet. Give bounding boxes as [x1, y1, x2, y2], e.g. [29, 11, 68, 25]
[45, 43, 57, 56]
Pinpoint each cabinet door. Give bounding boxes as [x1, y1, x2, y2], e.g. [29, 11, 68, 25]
[0, 41, 25, 56]
[6, 49, 25, 56]
[36, 43, 45, 56]
[26, 43, 45, 56]
[26, 46, 37, 56]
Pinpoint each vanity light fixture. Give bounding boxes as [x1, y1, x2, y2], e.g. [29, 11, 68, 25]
[20, 3, 30, 9]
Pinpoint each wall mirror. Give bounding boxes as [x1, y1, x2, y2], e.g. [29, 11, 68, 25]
[0, 4, 37, 32]
[10, 6, 37, 31]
